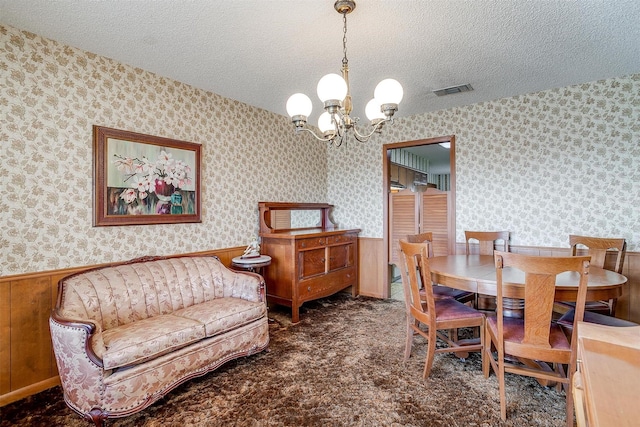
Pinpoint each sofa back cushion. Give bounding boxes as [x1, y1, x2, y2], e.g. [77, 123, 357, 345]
[58, 256, 245, 330]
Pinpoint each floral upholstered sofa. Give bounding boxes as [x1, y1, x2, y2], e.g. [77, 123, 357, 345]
[49, 255, 269, 426]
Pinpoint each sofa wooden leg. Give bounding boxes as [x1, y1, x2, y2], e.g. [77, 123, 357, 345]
[87, 408, 106, 427]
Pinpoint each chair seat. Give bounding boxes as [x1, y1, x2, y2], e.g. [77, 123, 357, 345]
[555, 300, 611, 316]
[487, 316, 570, 351]
[434, 298, 484, 322]
[432, 285, 475, 302]
[557, 309, 638, 329]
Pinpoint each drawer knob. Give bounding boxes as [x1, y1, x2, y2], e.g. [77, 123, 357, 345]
[307, 286, 311, 291]
[321, 258, 326, 262]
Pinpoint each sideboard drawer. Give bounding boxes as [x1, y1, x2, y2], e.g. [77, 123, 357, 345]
[297, 237, 327, 250]
[299, 267, 357, 301]
[328, 234, 356, 245]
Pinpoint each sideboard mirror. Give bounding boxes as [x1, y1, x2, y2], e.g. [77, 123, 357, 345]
[258, 202, 337, 234]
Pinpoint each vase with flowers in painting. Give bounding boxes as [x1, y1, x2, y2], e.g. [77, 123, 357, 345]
[154, 178, 175, 214]
[113, 149, 192, 215]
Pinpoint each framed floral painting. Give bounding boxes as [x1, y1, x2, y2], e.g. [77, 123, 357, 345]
[93, 125, 201, 226]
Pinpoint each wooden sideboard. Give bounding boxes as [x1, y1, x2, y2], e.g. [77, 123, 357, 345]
[258, 202, 360, 323]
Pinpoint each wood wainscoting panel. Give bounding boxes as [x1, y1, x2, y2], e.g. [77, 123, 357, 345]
[0, 247, 245, 407]
[0, 280, 9, 395]
[621, 252, 640, 323]
[10, 276, 53, 391]
[358, 237, 385, 299]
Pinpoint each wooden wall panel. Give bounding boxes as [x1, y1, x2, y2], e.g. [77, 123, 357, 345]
[621, 252, 640, 323]
[0, 281, 10, 395]
[10, 277, 52, 391]
[358, 237, 385, 298]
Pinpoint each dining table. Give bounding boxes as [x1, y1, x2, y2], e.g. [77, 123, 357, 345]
[427, 254, 628, 386]
[428, 254, 627, 305]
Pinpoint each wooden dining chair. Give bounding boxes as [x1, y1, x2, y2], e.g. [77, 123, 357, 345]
[398, 240, 484, 377]
[465, 230, 510, 311]
[554, 235, 627, 317]
[483, 251, 590, 427]
[465, 230, 510, 255]
[407, 232, 475, 305]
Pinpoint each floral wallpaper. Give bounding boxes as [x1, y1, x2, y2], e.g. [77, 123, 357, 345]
[328, 74, 640, 252]
[1, 24, 638, 277]
[0, 25, 327, 276]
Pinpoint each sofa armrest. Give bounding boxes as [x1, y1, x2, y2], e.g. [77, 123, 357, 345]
[49, 311, 108, 414]
[50, 311, 106, 366]
[226, 270, 266, 303]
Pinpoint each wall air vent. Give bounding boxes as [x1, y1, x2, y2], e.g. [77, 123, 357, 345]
[432, 84, 474, 97]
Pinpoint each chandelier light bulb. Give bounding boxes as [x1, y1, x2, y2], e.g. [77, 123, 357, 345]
[374, 78, 404, 105]
[316, 73, 348, 103]
[286, 93, 313, 118]
[317, 112, 335, 134]
[365, 98, 385, 121]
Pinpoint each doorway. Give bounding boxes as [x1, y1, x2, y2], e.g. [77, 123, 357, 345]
[382, 135, 456, 298]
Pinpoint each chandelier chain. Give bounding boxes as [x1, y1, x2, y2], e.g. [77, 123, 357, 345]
[342, 13, 348, 67]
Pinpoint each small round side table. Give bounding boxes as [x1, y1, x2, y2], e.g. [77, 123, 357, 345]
[231, 255, 272, 276]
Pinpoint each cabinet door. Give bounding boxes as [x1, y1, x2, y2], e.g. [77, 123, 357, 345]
[389, 189, 419, 265]
[421, 191, 450, 256]
[299, 248, 325, 278]
[328, 244, 351, 271]
[389, 188, 452, 262]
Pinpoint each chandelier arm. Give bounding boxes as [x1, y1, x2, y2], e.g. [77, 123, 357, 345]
[333, 114, 346, 138]
[351, 118, 389, 141]
[333, 133, 346, 147]
[352, 128, 369, 143]
[295, 127, 337, 143]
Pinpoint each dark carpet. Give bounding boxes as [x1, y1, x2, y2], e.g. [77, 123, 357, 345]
[0, 293, 566, 426]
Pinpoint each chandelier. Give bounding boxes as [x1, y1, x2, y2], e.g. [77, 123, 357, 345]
[285, 0, 403, 147]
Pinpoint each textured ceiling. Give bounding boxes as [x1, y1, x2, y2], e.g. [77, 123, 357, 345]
[1, 0, 639, 126]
